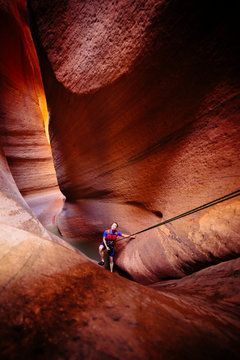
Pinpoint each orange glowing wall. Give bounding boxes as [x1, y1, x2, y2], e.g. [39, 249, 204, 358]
[0, 0, 58, 195]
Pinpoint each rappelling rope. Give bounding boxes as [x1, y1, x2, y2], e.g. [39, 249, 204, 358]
[116, 189, 240, 242]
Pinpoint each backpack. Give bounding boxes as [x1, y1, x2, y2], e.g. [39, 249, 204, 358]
[105, 229, 117, 247]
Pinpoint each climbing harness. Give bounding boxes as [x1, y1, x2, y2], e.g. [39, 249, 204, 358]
[116, 189, 240, 242]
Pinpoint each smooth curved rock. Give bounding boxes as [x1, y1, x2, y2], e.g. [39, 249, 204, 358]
[0, 0, 64, 231]
[30, 0, 240, 282]
[0, 223, 239, 359]
[0, 1, 239, 358]
[0, 0, 60, 198]
[1, 131, 239, 358]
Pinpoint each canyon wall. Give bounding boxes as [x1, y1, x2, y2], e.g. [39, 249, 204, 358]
[30, 0, 240, 282]
[0, 0, 63, 227]
[0, 1, 239, 358]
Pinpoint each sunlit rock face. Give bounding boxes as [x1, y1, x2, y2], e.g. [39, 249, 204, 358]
[0, 137, 239, 358]
[30, 0, 240, 283]
[0, 1, 239, 358]
[0, 0, 60, 198]
[0, 0, 64, 228]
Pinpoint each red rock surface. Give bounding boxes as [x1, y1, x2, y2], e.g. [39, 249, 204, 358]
[24, 190, 64, 229]
[0, 220, 239, 359]
[1, 134, 240, 358]
[0, 0, 64, 232]
[0, 0, 60, 198]
[30, 0, 240, 282]
[0, 1, 239, 358]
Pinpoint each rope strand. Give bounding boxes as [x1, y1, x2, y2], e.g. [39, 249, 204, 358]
[116, 189, 240, 242]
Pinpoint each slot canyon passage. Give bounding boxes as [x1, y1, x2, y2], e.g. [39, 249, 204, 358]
[0, 0, 240, 359]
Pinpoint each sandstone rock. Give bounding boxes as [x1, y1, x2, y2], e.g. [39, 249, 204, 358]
[0, 222, 239, 360]
[0, 0, 60, 198]
[0, 1, 239, 358]
[24, 190, 64, 229]
[2, 134, 238, 359]
[30, 0, 240, 282]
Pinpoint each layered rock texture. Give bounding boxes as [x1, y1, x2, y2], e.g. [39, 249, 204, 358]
[0, 0, 239, 358]
[0, 0, 63, 227]
[30, 0, 240, 282]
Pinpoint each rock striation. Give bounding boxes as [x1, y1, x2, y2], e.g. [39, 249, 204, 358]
[0, 1, 239, 358]
[0, 0, 64, 230]
[30, 0, 240, 282]
[0, 0, 60, 199]
[0, 219, 239, 359]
